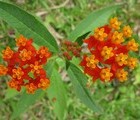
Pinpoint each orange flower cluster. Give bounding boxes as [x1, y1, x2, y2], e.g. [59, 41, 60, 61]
[61, 40, 81, 60]
[0, 35, 51, 94]
[80, 17, 139, 82]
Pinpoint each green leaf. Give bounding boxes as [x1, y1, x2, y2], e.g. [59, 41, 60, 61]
[76, 32, 90, 45]
[129, 51, 140, 58]
[11, 90, 45, 119]
[65, 60, 70, 70]
[0, 1, 58, 53]
[68, 4, 122, 41]
[68, 63, 102, 112]
[4, 88, 19, 100]
[44, 59, 56, 77]
[47, 68, 67, 120]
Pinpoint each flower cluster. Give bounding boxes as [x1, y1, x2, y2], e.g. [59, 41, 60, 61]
[0, 35, 51, 94]
[80, 17, 139, 82]
[61, 40, 81, 60]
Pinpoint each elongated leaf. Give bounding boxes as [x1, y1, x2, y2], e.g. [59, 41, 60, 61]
[11, 90, 45, 119]
[47, 68, 67, 120]
[68, 4, 122, 41]
[68, 63, 102, 112]
[0, 1, 58, 53]
[76, 32, 90, 45]
[4, 88, 19, 100]
[44, 59, 56, 77]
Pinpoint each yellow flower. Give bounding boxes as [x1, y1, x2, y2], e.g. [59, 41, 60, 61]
[16, 35, 27, 47]
[116, 69, 128, 82]
[2, 46, 14, 59]
[38, 78, 50, 90]
[127, 57, 138, 69]
[110, 17, 121, 30]
[19, 49, 32, 61]
[101, 46, 114, 60]
[115, 53, 128, 66]
[123, 25, 132, 38]
[100, 68, 113, 82]
[86, 55, 99, 69]
[0, 64, 8, 76]
[112, 31, 124, 44]
[127, 39, 139, 51]
[94, 28, 107, 41]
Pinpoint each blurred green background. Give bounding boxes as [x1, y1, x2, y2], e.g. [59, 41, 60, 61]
[0, 0, 140, 120]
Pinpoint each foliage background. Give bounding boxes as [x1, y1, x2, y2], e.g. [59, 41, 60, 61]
[0, 0, 140, 120]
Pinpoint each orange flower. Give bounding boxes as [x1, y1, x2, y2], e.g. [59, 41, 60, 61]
[38, 78, 50, 90]
[37, 46, 51, 59]
[2, 46, 14, 60]
[100, 68, 113, 82]
[115, 53, 128, 66]
[0, 64, 8, 76]
[112, 31, 124, 44]
[101, 46, 114, 60]
[26, 83, 37, 94]
[80, 17, 139, 83]
[19, 49, 32, 61]
[127, 39, 139, 51]
[12, 67, 24, 79]
[8, 79, 23, 91]
[94, 28, 107, 41]
[86, 55, 99, 69]
[16, 35, 27, 47]
[123, 25, 132, 38]
[116, 69, 128, 82]
[30, 61, 42, 74]
[127, 57, 138, 69]
[0, 35, 51, 94]
[110, 17, 121, 30]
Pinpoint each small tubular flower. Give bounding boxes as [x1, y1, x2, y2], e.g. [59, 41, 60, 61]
[26, 83, 37, 94]
[30, 61, 42, 74]
[0, 35, 51, 94]
[110, 17, 121, 30]
[2, 46, 14, 59]
[8, 79, 19, 90]
[37, 46, 51, 59]
[0, 64, 8, 76]
[19, 49, 32, 61]
[94, 28, 107, 41]
[116, 69, 128, 82]
[112, 31, 124, 44]
[8, 79, 23, 91]
[86, 55, 99, 69]
[123, 25, 132, 38]
[115, 53, 128, 66]
[16, 35, 27, 47]
[38, 78, 50, 90]
[100, 68, 113, 82]
[80, 17, 139, 83]
[127, 39, 139, 51]
[101, 46, 114, 60]
[127, 57, 138, 69]
[12, 67, 24, 79]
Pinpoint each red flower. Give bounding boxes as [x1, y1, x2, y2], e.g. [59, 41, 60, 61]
[0, 35, 51, 94]
[80, 17, 139, 83]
